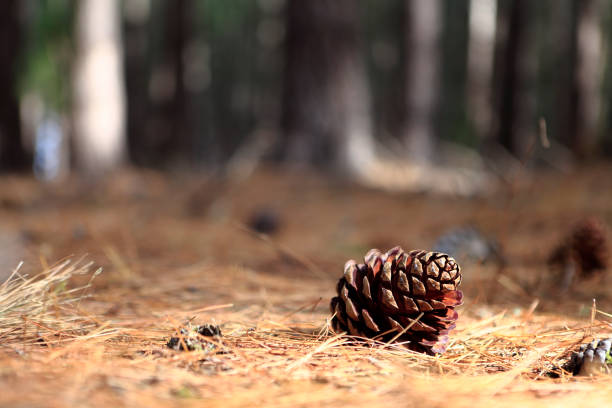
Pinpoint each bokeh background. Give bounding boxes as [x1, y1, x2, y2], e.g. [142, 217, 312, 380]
[2, 0, 612, 181]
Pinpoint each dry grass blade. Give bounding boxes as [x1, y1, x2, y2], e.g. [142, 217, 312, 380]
[0, 258, 102, 345]
[286, 333, 347, 371]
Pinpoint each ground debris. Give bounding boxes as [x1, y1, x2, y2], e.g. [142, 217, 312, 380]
[167, 323, 223, 352]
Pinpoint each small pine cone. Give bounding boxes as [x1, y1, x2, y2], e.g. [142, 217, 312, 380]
[167, 323, 222, 351]
[566, 338, 612, 376]
[549, 218, 608, 285]
[330, 247, 463, 354]
[569, 218, 608, 276]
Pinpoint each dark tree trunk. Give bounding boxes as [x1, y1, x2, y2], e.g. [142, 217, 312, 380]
[491, 0, 537, 160]
[538, 1, 573, 159]
[133, 0, 195, 168]
[0, 0, 29, 171]
[600, 1, 612, 156]
[280, 0, 374, 175]
[438, 0, 470, 145]
[164, 0, 190, 163]
[123, 0, 152, 166]
[155, 0, 193, 167]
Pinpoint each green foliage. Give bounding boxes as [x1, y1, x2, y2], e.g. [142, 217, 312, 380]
[18, 0, 74, 111]
[197, 0, 256, 36]
[172, 385, 199, 399]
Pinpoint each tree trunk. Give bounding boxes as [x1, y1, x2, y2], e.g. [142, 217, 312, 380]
[0, 0, 29, 171]
[123, 0, 152, 166]
[280, 0, 374, 176]
[73, 0, 127, 175]
[403, 0, 442, 161]
[570, 0, 603, 158]
[540, 1, 573, 157]
[137, 0, 195, 168]
[160, 0, 192, 164]
[467, 0, 497, 141]
[491, 0, 537, 160]
[438, 0, 470, 145]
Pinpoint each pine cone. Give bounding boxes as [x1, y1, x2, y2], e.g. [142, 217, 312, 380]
[330, 247, 463, 354]
[566, 338, 612, 376]
[569, 218, 608, 276]
[549, 218, 608, 287]
[167, 323, 222, 352]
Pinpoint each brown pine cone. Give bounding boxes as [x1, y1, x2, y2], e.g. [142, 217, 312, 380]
[330, 247, 463, 354]
[569, 218, 608, 276]
[549, 218, 608, 288]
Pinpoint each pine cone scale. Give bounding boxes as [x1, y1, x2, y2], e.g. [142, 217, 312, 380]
[396, 271, 410, 292]
[412, 257, 423, 276]
[416, 299, 432, 311]
[380, 287, 399, 311]
[362, 309, 380, 331]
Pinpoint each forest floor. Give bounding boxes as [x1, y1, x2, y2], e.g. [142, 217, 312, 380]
[1, 164, 612, 407]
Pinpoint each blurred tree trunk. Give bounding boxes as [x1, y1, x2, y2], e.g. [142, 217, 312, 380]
[123, 0, 152, 166]
[73, 0, 126, 175]
[0, 0, 29, 171]
[140, 0, 195, 168]
[438, 0, 470, 146]
[600, 3, 612, 156]
[539, 1, 573, 159]
[467, 0, 497, 141]
[159, 0, 192, 165]
[569, 0, 603, 158]
[491, 0, 537, 160]
[280, 0, 374, 175]
[403, 0, 442, 161]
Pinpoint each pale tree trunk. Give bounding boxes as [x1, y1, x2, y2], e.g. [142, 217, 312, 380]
[403, 0, 442, 162]
[73, 0, 126, 175]
[571, 0, 603, 157]
[280, 0, 374, 176]
[467, 0, 497, 141]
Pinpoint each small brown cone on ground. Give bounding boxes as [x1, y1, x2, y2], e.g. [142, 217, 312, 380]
[549, 217, 609, 288]
[330, 247, 463, 354]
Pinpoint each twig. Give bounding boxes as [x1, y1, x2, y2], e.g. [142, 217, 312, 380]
[233, 222, 328, 279]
